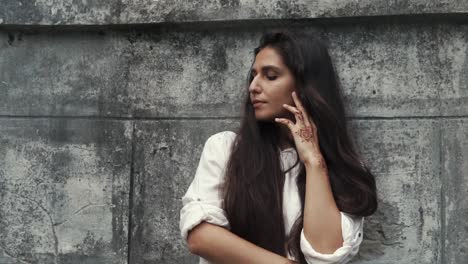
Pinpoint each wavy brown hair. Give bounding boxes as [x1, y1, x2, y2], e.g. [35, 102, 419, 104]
[221, 30, 378, 263]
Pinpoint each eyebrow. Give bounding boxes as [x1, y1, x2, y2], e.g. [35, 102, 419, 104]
[250, 65, 281, 74]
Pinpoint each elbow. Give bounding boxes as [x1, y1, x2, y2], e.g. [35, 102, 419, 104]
[187, 229, 201, 255]
[317, 243, 343, 254]
[303, 232, 343, 254]
[187, 222, 209, 255]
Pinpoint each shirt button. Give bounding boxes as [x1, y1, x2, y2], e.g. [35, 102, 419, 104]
[358, 232, 361, 237]
[197, 198, 201, 201]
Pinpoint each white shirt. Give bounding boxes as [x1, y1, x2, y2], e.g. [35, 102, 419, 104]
[179, 131, 365, 264]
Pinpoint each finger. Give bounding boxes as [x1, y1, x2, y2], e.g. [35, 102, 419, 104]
[308, 116, 318, 133]
[292, 92, 311, 126]
[282, 104, 303, 124]
[274, 117, 294, 130]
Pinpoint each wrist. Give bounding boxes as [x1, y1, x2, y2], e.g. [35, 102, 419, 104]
[304, 155, 328, 171]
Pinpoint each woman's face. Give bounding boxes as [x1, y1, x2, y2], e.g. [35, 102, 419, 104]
[249, 46, 297, 122]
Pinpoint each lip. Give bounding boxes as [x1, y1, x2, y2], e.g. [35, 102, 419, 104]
[252, 99, 266, 104]
[253, 102, 265, 108]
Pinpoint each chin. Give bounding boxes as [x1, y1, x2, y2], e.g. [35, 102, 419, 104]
[254, 113, 275, 122]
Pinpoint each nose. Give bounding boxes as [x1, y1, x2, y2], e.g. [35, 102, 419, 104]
[249, 75, 261, 93]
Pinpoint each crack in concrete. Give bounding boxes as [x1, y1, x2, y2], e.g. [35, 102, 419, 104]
[4, 190, 114, 263]
[53, 203, 112, 226]
[0, 244, 33, 264]
[127, 121, 136, 263]
[6, 191, 59, 264]
[438, 119, 446, 264]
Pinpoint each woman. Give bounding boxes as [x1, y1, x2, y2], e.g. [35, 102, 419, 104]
[179, 30, 378, 264]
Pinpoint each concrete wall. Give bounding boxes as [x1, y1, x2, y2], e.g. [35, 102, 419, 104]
[0, 1, 467, 263]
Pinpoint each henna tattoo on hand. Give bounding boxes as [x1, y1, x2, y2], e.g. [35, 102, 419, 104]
[296, 126, 313, 143]
[283, 105, 327, 172]
[296, 111, 304, 122]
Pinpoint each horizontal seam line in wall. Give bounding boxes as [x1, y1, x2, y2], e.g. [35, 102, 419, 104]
[1, 13, 468, 30]
[1, 115, 468, 121]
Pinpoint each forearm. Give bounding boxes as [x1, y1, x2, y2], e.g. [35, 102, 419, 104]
[303, 162, 343, 253]
[188, 222, 294, 264]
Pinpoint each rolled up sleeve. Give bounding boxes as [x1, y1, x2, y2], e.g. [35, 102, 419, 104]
[179, 131, 236, 244]
[300, 212, 364, 264]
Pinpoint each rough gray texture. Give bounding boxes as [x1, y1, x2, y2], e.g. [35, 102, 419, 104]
[0, 0, 468, 25]
[327, 23, 468, 117]
[0, 30, 132, 117]
[442, 119, 468, 264]
[348, 120, 441, 263]
[0, 0, 121, 25]
[1, 23, 467, 118]
[1, 3, 468, 264]
[0, 119, 132, 264]
[439, 28, 468, 115]
[119, 0, 468, 24]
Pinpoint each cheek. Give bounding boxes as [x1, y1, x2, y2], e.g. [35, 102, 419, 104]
[283, 93, 294, 103]
[272, 85, 293, 103]
[281, 93, 294, 107]
[271, 102, 290, 118]
[278, 78, 295, 98]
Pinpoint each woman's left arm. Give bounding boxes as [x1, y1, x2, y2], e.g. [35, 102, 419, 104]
[302, 161, 343, 253]
[275, 91, 345, 252]
[276, 91, 364, 263]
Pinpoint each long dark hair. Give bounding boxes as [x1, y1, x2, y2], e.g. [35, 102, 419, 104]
[222, 30, 378, 263]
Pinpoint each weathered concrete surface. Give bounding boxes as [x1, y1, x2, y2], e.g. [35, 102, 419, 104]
[125, 30, 254, 118]
[438, 27, 468, 116]
[119, 0, 468, 25]
[129, 120, 239, 264]
[0, 30, 132, 117]
[1, 23, 467, 118]
[322, 23, 466, 117]
[0, 118, 132, 264]
[348, 120, 441, 264]
[442, 119, 468, 264]
[0, 0, 121, 25]
[1, 0, 468, 25]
